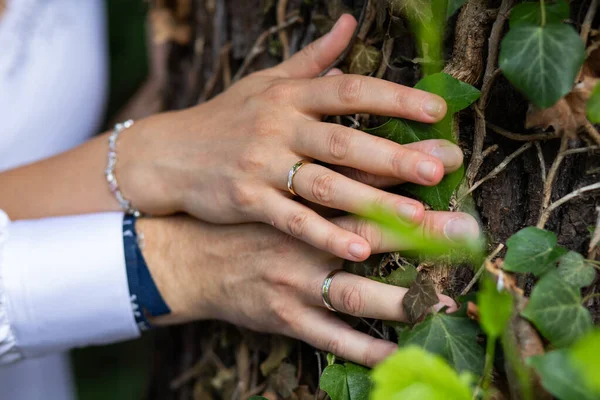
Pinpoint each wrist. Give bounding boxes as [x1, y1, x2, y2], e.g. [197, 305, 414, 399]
[135, 216, 212, 326]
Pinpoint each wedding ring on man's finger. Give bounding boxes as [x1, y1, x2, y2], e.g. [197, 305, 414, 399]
[287, 159, 311, 196]
[322, 269, 344, 312]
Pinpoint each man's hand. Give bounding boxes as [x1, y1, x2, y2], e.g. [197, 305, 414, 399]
[137, 210, 479, 367]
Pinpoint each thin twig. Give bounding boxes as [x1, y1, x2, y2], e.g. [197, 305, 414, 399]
[482, 144, 499, 159]
[487, 121, 557, 141]
[360, 317, 386, 339]
[357, 0, 377, 41]
[233, 16, 301, 82]
[589, 206, 600, 257]
[460, 142, 533, 201]
[199, 42, 231, 102]
[318, 0, 370, 77]
[537, 135, 569, 228]
[535, 141, 547, 183]
[581, 0, 598, 45]
[542, 181, 600, 219]
[461, 244, 504, 296]
[276, 0, 290, 60]
[583, 119, 600, 146]
[562, 145, 599, 156]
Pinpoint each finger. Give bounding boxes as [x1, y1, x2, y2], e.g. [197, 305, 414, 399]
[332, 211, 481, 254]
[296, 75, 447, 123]
[262, 192, 371, 261]
[275, 14, 357, 78]
[294, 122, 450, 185]
[287, 162, 425, 224]
[306, 271, 457, 321]
[293, 307, 398, 367]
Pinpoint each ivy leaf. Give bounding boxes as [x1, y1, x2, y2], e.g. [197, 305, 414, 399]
[503, 227, 565, 276]
[348, 40, 382, 75]
[499, 24, 585, 108]
[509, 0, 570, 27]
[447, 0, 467, 19]
[403, 274, 440, 323]
[522, 270, 593, 347]
[371, 346, 473, 400]
[319, 363, 371, 400]
[398, 312, 485, 375]
[586, 82, 600, 123]
[387, 264, 418, 288]
[366, 73, 480, 210]
[477, 276, 514, 339]
[557, 251, 596, 288]
[570, 330, 600, 395]
[528, 349, 597, 400]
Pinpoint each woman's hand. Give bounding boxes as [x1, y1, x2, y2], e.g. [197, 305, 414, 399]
[139, 210, 479, 367]
[119, 14, 463, 262]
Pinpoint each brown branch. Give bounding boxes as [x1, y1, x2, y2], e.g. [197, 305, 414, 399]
[487, 121, 558, 141]
[581, 0, 598, 45]
[460, 142, 533, 201]
[233, 16, 302, 82]
[357, 0, 377, 41]
[482, 144, 499, 159]
[535, 141, 547, 183]
[464, 0, 515, 186]
[277, 0, 290, 60]
[590, 206, 600, 257]
[460, 244, 504, 296]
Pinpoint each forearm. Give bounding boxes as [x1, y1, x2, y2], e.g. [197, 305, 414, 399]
[0, 132, 119, 220]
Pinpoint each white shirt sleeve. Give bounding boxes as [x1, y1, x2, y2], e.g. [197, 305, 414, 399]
[0, 210, 140, 365]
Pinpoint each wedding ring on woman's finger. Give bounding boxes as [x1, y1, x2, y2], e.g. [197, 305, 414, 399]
[287, 159, 311, 196]
[322, 269, 344, 312]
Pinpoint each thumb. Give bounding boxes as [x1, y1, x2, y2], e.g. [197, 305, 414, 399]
[275, 14, 357, 78]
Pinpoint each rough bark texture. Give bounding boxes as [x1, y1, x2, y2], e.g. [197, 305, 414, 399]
[147, 1, 600, 398]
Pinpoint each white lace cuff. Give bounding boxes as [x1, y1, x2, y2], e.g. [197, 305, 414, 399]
[0, 210, 22, 364]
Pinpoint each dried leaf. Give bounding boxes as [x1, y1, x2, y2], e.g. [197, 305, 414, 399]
[403, 274, 439, 323]
[269, 363, 298, 398]
[348, 40, 382, 75]
[150, 8, 192, 45]
[260, 336, 292, 376]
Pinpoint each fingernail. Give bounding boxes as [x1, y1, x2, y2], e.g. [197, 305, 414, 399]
[348, 243, 366, 259]
[422, 98, 446, 119]
[431, 143, 463, 170]
[416, 160, 438, 182]
[444, 217, 480, 242]
[397, 203, 418, 221]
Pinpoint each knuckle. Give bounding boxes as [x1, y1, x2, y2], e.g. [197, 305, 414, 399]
[260, 80, 295, 104]
[238, 147, 267, 171]
[361, 338, 379, 366]
[340, 283, 367, 315]
[337, 76, 363, 106]
[229, 183, 259, 208]
[390, 150, 406, 174]
[311, 173, 336, 204]
[328, 127, 352, 160]
[287, 212, 309, 238]
[356, 219, 382, 250]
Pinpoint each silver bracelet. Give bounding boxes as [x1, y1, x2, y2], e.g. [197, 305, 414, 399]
[105, 120, 143, 217]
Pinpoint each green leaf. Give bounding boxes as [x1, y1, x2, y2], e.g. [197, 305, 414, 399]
[371, 346, 473, 400]
[570, 330, 600, 395]
[319, 363, 371, 400]
[403, 274, 440, 323]
[366, 73, 480, 210]
[499, 24, 585, 108]
[509, 0, 570, 27]
[387, 264, 418, 288]
[557, 251, 596, 288]
[503, 227, 564, 276]
[447, 0, 467, 19]
[413, 73, 482, 114]
[477, 276, 514, 339]
[348, 40, 382, 75]
[398, 312, 484, 375]
[586, 82, 600, 124]
[522, 270, 593, 347]
[529, 349, 596, 400]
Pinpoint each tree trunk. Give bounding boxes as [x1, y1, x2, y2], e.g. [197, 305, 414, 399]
[147, 1, 600, 398]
